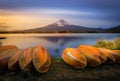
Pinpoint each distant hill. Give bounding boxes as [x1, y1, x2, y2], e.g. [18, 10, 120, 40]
[104, 25, 120, 33]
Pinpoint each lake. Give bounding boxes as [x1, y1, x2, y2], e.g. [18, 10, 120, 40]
[0, 33, 120, 58]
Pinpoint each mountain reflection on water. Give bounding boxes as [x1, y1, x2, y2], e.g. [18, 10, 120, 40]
[0, 34, 120, 58]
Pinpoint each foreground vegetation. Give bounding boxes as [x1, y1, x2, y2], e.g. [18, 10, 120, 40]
[93, 38, 120, 50]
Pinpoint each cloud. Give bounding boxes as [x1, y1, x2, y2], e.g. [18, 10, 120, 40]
[0, 23, 10, 28]
[3, 8, 105, 16]
[0, 23, 11, 31]
[0, 0, 120, 12]
[23, 8, 99, 16]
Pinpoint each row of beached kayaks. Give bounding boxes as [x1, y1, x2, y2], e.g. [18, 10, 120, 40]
[0, 44, 120, 73]
[0, 45, 51, 73]
[62, 45, 120, 69]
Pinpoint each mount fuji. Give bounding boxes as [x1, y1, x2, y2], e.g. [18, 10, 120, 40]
[1, 19, 119, 33]
[20, 19, 102, 33]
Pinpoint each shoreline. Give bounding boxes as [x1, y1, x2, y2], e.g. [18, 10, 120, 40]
[0, 33, 119, 38]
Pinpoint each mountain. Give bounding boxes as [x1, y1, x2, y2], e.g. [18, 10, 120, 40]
[21, 19, 102, 33]
[0, 19, 119, 33]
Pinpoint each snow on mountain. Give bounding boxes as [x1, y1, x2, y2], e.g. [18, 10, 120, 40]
[48, 19, 70, 27]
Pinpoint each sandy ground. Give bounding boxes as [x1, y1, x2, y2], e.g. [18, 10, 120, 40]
[0, 60, 120, 81]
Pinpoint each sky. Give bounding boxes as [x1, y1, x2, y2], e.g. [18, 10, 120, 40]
[0, 0, 120, 31]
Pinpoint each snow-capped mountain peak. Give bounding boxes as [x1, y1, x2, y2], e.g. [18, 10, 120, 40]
[51, 19, 70, 27]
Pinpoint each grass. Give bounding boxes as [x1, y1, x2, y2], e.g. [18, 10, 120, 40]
[52, 57, 63, 62]
[93, 38, 120, 50]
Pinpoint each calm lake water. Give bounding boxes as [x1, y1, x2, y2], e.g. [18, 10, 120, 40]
[0, 33, 120, 58]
